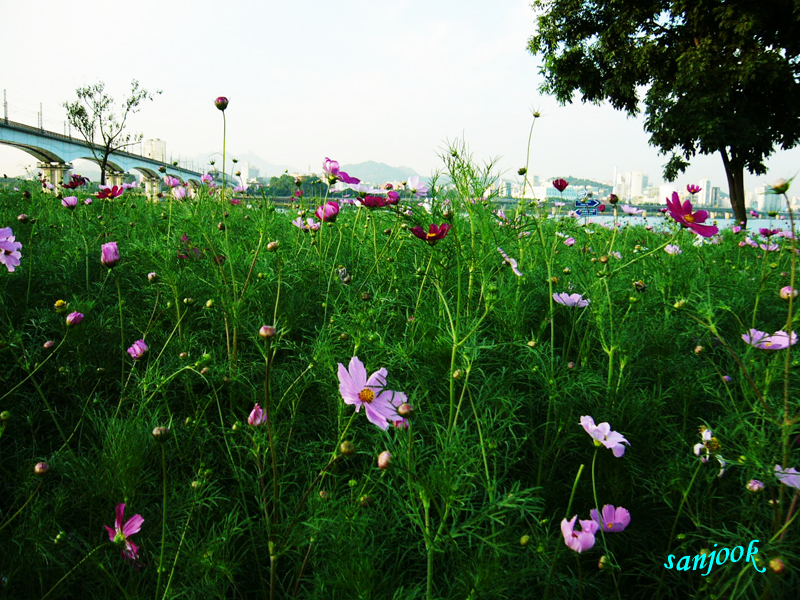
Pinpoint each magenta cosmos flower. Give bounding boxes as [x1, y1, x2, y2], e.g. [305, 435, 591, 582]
[61, 196, 78, 209]
[590, 505, 631, 532]
[337, 356, 406, 430]
[666, 192, 718, 237]
[97, 186, 124, 200]
[0, 227, 23, 273]
[248, 403, 267, 427]
[101, 242, 120, 268]
[104, 503, 144, 562]
[126, 339, 148, 360]
[164, 176, 181, 188]
[553, 292, 589, 308]
[686, 184, 702, 195]
[742, 329, 798, 350]
[580, 415, 629, 457]
[410, 223, 451, 245]
[315, 201, 340, 223]
[561, 515, 599, 553]
[322, 157, 359, 185]
[553, 179, 568, 192]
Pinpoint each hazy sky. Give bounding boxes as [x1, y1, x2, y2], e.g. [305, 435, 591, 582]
[2, 0, 799, 194]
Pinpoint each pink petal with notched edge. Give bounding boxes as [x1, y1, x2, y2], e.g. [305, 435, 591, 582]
[122, 513, 144, 537]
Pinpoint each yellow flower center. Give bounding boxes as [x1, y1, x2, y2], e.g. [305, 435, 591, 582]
[607, 523, 614, 531]
[684, 214, 695, 223]
[426, 231, 437, 239]
[358, 388, 375, 403]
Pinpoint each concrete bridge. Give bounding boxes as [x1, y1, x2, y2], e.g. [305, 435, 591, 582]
[0, 118, 203, 196]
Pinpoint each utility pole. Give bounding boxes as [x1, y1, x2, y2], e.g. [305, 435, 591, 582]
[3, 90, 7, 124]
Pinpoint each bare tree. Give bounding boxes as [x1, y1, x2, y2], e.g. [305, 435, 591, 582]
[64, 80, 161, 185]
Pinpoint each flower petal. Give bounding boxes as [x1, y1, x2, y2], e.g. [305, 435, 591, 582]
[122, 514, 144, 538]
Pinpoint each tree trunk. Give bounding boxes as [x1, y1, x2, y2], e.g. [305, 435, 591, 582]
[720, 148, 746, 226]
[100, 153, 108, 186]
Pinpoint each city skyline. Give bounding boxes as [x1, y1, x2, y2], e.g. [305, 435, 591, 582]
[2, 0, 799, 198]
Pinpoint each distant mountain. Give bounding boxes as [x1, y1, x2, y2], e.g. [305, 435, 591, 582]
[340, 161, 420, 185]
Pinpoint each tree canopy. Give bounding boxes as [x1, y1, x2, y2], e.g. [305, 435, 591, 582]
[64, 80, 160, 185]
[528, 0, 800, 223]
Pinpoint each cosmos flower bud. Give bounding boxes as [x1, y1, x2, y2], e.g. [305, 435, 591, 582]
[54, 299, 68, 313]
[266, 241, 279, 252]
[43, 340, 55, 349]
[0, 410, 11, 421]
[259, 325, 276, 339]
[780, 286, 798, 300]
[214, 97, 229, 111]
[377, 451, 391, 469]
[398, 403, 413, 417]
[746, 479, 764, 492]
[34, 461, 50, 475]
[17, 214, 29, 223]
[770, 179, 790, 195]
[66, 312, 84, 327]
[520, 535, 531, 546]
[608, 194, 619, 204]
[101, 242, 120, 268]
[152, 426, 171, 441]
[769, 557, 786, 575]
[339, 441, 355, 456]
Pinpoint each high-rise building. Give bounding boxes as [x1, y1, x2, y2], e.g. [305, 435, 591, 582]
[754, 186, 782, 212]
[628, 171, 644, 200]
[143, 139, 166, 163]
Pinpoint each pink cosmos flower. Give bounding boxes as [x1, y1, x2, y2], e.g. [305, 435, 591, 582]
[360, 195, 387, 208]
[406, 176, 428, 198]
[742, 329, 798, 350]
[780, 286, 798, 300]
[750, 210, 759, 218]
[664, 244, 682, 255]
[610, 251, 622, 260]
[621, 204, 643, 215]
[563, 237, 575, 247]
[315, 201, 340, 223]
[665, 192, 718, 237]
[561, 515, 598, 553]
[747, 479, 764, 492]
[580, 415, 629, 457]
[776, 465, 800, 490]
[553, 292, 589, 308]
[248, 403, 267, 427]
[126, 339, 149, 360]
[337, 356, 406, 430]
[386, 190, 400, 204]
[759, 228, 780, 238]
[553, 179, 568, 192]
[61, 196, 78, 209]
[172, 186, 187, 200]
[233, 184, 248, 193]
[104, 503, 144, 562]
[84, 198, 93, 206]
[731, 225, 742, 234]
[590, 505, 631, 532]
[201, 173, 214, 185]
[497, 247, 522, 276]
[101, 242, 120, 268]
[686, 184, 702, 195]
[322, 158, 359, 185]
[164, 176, 181, 188]
[0, 227, 23, 273]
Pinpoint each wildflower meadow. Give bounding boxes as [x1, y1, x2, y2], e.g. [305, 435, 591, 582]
[1, 104, 799, 599]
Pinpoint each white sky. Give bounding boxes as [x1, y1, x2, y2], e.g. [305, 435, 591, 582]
[2, 0, 799, 194]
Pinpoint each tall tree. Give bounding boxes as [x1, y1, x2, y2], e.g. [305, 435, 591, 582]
[64, 80, 161, 185]
[528, 0, 800, 224]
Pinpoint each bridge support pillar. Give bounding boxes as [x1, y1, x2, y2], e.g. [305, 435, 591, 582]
[107, 172, 125, 189]
[143, 176, 161, 200]
[37, 162, 72, 191]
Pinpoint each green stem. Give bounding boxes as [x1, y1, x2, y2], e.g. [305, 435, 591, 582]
[41, 544, 104, 600]
[155, 444, 168, 600]
[114, 273, 125, 389]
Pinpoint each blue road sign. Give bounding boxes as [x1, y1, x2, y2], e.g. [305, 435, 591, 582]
[574, 208, 598, 217]
[575, 199, 601, 208]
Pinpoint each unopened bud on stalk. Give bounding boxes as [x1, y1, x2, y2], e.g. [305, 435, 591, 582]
[520, 535, 531, 546]
[34, 461, 50, 475]
[0, 410, 11, 421]
[152, 426, 171, 441]
[377, 451, 391, 469]
[453, 369, 463, 380]
[398, 403, 413, 417]
[769, 557, 786, 575]
[780, 286, 798, 300]
[598, 555, 610, 570]
[266, 241, 279, 252]
[259, 325, 276, 339]
[339, 441, 355, 456]
[205, 299, 214, 309]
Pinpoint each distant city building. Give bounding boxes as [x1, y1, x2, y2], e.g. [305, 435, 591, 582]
[694, 178, 712, 207]
[754, 186, 783, 212]
[144, 139, 166, 163]
[237, 161, 260, 183]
